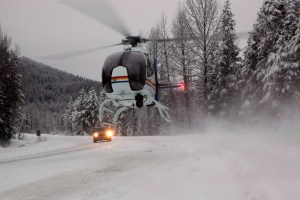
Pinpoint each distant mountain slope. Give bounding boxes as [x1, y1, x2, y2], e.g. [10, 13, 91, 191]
[18, 57, 101, 133]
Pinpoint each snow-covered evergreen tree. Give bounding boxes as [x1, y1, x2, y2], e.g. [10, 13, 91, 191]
[0, 27, 23, 146]
[18, 112, 31, 132]
[208, 0, 240, 116]
[64, 98, 74, 135]
[288, 20, 300, 62]
[278, 0, 299, 45]
[240, 0, 287, 115]
[64, 88, 106, 135]
[261, 6, 300, 114]
[72, 89, 87, 135]
[0, 85, 5, 130]
[84, 87, 99, 132]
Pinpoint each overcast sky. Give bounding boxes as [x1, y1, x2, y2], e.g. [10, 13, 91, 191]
[0, 0, 263, 81]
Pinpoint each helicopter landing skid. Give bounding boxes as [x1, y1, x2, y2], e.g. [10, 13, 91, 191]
[99, 97, 171, 126]
[147, 96, 171, 122]
[99, 99, 129, 126]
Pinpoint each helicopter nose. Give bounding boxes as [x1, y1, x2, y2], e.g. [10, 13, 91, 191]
[111, 66, 130, 94]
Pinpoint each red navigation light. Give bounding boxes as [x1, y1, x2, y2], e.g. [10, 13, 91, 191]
[178, 83, 185, 91]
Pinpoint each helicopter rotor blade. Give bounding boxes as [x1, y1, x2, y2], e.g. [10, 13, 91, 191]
[62, 0, 131, 37]
[40, 43, 123, 60]
[146, 37, 196, 43]
[147, 31, 249, 43]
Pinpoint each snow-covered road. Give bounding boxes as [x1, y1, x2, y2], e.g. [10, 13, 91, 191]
[0, 132, 299, 200]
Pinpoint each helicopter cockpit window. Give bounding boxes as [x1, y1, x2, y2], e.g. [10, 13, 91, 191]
[102, 51, 147, 93]
[146, 58, 154, 77]
[123, 51, 146, 91]
[102, 52, 123, 93]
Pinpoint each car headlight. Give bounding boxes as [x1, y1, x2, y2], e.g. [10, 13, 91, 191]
[106, 130, 113, 137]
[93, 133, 99, 137]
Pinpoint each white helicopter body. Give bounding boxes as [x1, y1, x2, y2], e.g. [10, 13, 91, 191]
[100, 46, 171, 125]
[106, 47, 156, 107]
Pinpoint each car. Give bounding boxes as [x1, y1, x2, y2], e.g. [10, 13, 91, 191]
[92, 127, 114, 143]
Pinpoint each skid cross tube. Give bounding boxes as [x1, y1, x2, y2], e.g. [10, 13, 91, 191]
[99, 99, 127, 125]
[147, 96, 171, 122]
[99, 98, 171, 125]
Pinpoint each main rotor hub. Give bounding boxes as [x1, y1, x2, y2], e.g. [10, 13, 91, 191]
[122, 36, 147, 47]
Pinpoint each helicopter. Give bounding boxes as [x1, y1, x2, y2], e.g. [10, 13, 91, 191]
[100, 39, 173, 124]
[42, 0, 189, 125]
[99, 35, 188, 124]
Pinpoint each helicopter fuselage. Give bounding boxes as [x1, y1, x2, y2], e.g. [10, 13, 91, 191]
[107, 66, 156, 107]
[102, 49, 157, 108]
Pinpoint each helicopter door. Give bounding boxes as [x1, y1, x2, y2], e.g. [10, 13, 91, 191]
[102, 52, 123, 93]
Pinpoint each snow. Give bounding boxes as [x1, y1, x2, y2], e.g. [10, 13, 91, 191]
[0, 128, 299, 200]
[242, 100, 250, 108]
[260, 91, 271, 104]
[238, 37, 248, 49]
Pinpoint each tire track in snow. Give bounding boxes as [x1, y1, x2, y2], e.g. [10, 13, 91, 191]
[0, 144, 97, 164]
[0, 147, 159, 200]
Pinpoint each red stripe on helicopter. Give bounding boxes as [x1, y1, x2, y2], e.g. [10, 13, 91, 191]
[146, 79, 156, 89]
[111, 76, 128, 81]
[111, 76, 156, 90]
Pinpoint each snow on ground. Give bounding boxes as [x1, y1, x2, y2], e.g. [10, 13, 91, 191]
[0, 134, 91, 161]
[0, 127, 299, 200]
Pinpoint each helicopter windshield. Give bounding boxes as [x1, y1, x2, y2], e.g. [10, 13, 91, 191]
[102, 51, 147, 93]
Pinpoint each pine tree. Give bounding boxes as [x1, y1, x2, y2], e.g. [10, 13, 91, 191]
[64, 98, 74, 135]
[279, 0, 299, 45]
[0, 86, 4, 127]
[241, 0, 287, 114]
[64, 88, 102, 135]
[288, 21, 300, 62]
[288, 20, 300, 101]
[72, 90, 87, 135]
[18, 112, 31, 132]
[261, 9, 300, 114]
[84, 87, 99, 133]
[209, 0, 240, 116]
[0, 27, 23, 146]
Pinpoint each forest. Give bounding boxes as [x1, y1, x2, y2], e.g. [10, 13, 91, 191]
[1, 0, 300, 145]
[18, 57, 101, 133]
